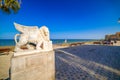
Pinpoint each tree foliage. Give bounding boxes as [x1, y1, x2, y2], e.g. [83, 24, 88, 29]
[0, 0, 21, 14]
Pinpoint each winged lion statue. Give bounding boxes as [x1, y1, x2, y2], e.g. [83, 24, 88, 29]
[14, 22, 53, 52]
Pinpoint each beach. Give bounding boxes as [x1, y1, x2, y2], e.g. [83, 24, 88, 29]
[0, 45, 120, 80]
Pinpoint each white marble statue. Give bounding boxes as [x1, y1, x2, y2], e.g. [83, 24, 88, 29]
[14, 22, 53, 52]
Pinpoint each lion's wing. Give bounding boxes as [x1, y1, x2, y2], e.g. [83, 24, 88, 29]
[14, 22, 39, 33]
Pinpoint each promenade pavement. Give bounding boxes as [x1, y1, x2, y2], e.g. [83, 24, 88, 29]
[55, 45, 120, 80]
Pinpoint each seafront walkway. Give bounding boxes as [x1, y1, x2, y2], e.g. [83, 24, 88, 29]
[55, 45, 120, 80]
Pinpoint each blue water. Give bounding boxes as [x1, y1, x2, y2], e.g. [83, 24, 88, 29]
[0, 39, 99, 46]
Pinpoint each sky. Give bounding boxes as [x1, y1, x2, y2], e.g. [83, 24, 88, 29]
[0, 0, 120, 39]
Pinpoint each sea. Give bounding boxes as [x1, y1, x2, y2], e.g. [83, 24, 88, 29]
[0, 39, 99, 46]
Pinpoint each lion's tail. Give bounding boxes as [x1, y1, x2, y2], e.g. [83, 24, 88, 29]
[14, 34, 20, 44]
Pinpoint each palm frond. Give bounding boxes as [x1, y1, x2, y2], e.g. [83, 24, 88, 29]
[0, 0, 21, 14]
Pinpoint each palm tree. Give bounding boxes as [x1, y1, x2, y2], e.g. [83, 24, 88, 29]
[0, 0, 21, 14]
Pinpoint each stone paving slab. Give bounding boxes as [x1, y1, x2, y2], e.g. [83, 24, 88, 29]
[55, 45, 120, 80]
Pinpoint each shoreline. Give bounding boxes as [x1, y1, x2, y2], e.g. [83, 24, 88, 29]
[2, 38, 120, 53]
[0, 46, 15, 53]
[0, 40, 109, 53]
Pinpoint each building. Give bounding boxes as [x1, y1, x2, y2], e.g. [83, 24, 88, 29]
[116, 32, 120, 40]
[105, 32, 120, 41]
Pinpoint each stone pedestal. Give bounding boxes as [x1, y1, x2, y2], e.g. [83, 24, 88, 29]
[10, 50, 55, 80]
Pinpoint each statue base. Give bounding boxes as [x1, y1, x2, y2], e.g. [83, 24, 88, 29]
[10, 50, 55, 80]
[14, 49, 53, 56]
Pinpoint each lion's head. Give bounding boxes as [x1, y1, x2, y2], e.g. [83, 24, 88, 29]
[40, 26, 50, 41]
